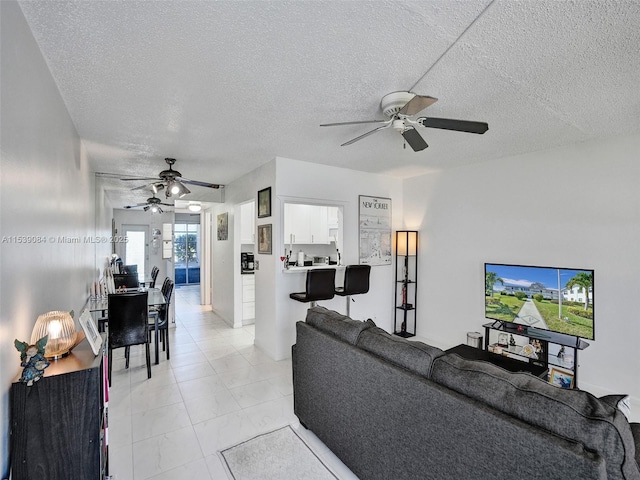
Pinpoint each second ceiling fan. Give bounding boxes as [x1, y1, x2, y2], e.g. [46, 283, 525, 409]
[123, 194, 173, 214]
[321, 91, 488, 152]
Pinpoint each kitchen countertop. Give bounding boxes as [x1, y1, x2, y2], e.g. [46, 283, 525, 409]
[282, 265, 345, 273]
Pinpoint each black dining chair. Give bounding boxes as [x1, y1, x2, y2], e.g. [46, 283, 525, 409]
[149, 279, 174, 361]
[149, 266, 160, 288]
[113, 273, 139, 289]
[122, 264, 138, 275]
[160, 276, 171, 294]
[335, 265, 371, 317]
[148, 276, 169, 314]
[289, 268, 336, 307]
[107, 291, 151, 385]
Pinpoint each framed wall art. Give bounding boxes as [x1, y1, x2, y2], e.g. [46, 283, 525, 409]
[359, 195, 392, 266]
[257, 187, 272, 218]
[217, 212, 228, 241]
[258, 224, 272, 254]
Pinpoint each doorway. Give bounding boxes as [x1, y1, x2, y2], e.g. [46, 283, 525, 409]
[123, 224, 147, 283]
[174, 219, 200, 285]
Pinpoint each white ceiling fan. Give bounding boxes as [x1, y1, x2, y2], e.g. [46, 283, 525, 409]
[321, 91, 489, 152]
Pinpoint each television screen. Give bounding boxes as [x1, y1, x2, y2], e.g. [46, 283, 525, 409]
[485, 263, 594, 340]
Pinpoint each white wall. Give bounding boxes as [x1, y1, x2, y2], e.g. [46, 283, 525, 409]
[272, 158, 403, 359]
[210, 160, 276, 327]
[209, 157, 402, 360]
[0, 2, 98, 474]
[272, 158, 402, 359]
[403, 133, 640, 403]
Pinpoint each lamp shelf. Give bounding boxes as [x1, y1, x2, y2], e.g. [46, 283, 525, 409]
[394, 230, 418, 338]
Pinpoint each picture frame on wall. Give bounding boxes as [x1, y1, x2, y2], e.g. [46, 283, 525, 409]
[358, 195, 392, 266]
[257, 187, 272, 218]
[258, 224, 272, 254]
[217, 212, 228, 241]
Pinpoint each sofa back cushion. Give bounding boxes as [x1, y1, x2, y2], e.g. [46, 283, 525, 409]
[432, 353, 639, 479]
[305, 306, 372, 345]
[357, 327, 444, 379]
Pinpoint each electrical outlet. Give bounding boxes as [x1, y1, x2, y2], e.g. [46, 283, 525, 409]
[255, 260, 259, 270]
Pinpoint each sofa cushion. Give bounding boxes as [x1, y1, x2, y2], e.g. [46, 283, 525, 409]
[305, 306, 372, 345]
[432, 353, 640, 479]
[356, 327, 444, 379]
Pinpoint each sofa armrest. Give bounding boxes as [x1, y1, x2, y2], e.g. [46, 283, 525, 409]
[631, 423, 640, 468]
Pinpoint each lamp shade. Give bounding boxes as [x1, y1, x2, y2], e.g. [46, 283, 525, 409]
[396, 231, 418, 256]
[31, 311, 77, 359]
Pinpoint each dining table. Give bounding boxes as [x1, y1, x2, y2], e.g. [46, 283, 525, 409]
[88, 287, 167, 365]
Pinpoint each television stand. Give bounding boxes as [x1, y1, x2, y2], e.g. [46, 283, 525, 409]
[482, 321, 589, 388]
[445, 344, 548, 379]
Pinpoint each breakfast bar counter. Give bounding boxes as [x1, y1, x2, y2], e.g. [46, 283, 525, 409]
[282, 265, 346, 274]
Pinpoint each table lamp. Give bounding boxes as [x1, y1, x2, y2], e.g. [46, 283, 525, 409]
[31, 311, 77, 359]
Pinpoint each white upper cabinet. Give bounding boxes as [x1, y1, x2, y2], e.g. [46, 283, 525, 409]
[284, 204, 330, 244]
[240, 202, 255, 244]
[309, 206, 328, 244]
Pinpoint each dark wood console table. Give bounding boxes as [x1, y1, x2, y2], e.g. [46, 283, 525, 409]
[445, 343, 548, 379]
[10, 336, 108, 479]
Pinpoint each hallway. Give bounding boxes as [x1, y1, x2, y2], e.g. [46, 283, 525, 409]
[107, 285, 291, 479]
[107, 285, 356, 479]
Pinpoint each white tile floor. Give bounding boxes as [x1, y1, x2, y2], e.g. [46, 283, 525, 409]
[107, 285, 358, 480]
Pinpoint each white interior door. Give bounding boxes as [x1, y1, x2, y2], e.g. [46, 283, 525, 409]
[123, 224, 147, 283]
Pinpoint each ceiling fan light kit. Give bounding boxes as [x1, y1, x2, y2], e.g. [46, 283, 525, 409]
[321, 90, 488, 152]
[166, 179, 190, 198]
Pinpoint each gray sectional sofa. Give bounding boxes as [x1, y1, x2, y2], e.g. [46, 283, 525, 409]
[292, 307, 640, 480]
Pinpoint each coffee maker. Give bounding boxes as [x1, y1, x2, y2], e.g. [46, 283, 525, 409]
[241, 252, 255, 272]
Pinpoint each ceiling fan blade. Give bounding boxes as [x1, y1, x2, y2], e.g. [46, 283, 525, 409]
[131, 183, 152, 191]
[120, 177, 159, 181]
[321, 119, 389, 127]
[418, 117, 489, 134]
[159, 202, 174, 207]
[398, 95, 438, 116]
[401, 128, 429, 152]
[341, 123, 392, 146]
[124, 203, 147, 209]
[178, 177, 222, 189]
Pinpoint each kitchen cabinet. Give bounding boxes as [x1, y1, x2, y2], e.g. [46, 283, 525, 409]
[240, 202, 255, 244]
[284, 204, 329, 244]
[242, 274, 255, 322]
[327, 207, 339, 228]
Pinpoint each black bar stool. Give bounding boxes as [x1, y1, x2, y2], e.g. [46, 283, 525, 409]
[289, 268, 336, 307]
[335, 265, 371, 317]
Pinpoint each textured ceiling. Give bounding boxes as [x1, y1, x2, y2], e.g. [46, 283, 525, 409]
[18, 0, 640, 208]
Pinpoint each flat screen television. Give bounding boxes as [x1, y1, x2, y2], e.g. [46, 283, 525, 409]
[485, 263, 594, 340]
